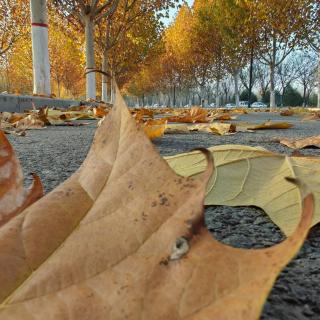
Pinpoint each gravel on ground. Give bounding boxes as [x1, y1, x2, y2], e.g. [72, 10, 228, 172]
[7, 112, 320, 319]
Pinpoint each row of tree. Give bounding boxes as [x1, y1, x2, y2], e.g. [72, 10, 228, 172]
[0, 0, 171, 100]
[0, 0, 319, 108]
[126, 0, 320, 108]
[127, 51, 318, 107]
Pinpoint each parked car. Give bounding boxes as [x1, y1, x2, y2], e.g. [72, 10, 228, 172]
[225, 103, 236, 109]
[251, 102, 267, 108]
[209, 103, 215, 108]
[239, 101, 249, 107]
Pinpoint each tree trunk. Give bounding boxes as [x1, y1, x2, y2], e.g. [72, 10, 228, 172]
[234, 69, 240, 107]
[269, 36, 277, 109]
[248, 47, 254, 108]
[57, 80, 60, 97]
[110, 72, 115, 104]
[173, 85, 176, 107]
[101, 50, 108, 102]
[30, 0, 51, 96]
[318, 52, 320, 108]
[84, 15, 96, 100]
[269, 63, 276, 108]
[303, 85, 307, 107]
[281, 87, 285, 107]
[215, 80, 220, 107]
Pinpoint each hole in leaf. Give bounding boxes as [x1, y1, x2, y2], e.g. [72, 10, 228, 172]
[205, 205, 285, 249]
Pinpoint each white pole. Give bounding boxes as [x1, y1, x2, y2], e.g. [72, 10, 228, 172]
[84, 16, 96, 100]
[30, 0, 51, 96]
[317, 52, 320, 108]
[101, 52, 108, 102]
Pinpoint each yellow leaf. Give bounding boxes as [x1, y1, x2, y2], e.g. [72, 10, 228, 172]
[165, 145, 320, 235]
[142, 119, 167, 139]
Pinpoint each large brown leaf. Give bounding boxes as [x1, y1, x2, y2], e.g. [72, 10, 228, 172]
[0, 90, 212, 317]
[0, 94, 313, 319]
[0, 131, 43, 227]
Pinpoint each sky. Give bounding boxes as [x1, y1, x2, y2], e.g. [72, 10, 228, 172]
[161, 0, 194, 26]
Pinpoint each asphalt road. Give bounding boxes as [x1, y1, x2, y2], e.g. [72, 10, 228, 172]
[7, 111, 320, 319]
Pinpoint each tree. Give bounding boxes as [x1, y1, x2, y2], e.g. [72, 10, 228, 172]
[240, 63, 258, 94]
[240, 89, 257, 103]
[0, 0, 28, 56]
[302, 0, 319, 107]
[96, 0, 164, 102]
[212, 0, 259, 107]
[283, 85, 303, 106]
[262, 89, 281, 106]
[5, 36, 33, 94]
[110, 11, 162, 89]
[52, 0, 121, 99]
[48, 17, 85, 98]
[255, 62, 270, 101]
[221, 76, 233, 105]
[193, 0, 228, 107]
[275, 54, 299, 106]
[253, 0, 312, 108]
[296, 52, 317, 107]
[163, 5, 196, 105]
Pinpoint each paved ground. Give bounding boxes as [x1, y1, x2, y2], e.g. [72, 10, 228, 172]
[7, 112, 320, 319]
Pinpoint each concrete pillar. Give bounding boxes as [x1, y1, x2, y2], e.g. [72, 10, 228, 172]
[30, 0, 51, 96]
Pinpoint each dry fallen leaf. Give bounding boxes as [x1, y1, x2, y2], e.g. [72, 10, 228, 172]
[13, 115, 45, 130]
[280, 110, 294, 116]
[189, 106, 208, 120]
[190, 123, 236, 135]
[212, 113, 235, 121]
[93, 106, 109, 118]
[248, 121, 293, 130]
[280, 136, 320, 149]
[0, 93, 314, 320]
[165, 145, 320, 236]
[0, 131, 43, 227]
[165, 123, 190, 134]
[166, 107, 209, 123]
[209, 123, 236, 135]
[7, 113, 25, 124]
[142, 119, 167, 140]
[301, 112, 320, 121]
[0, 89, 212, 317]
[231, 108, 248, 115]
